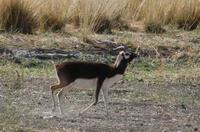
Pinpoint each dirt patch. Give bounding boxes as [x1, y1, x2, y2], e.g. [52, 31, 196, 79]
[0, 77, 199, 131]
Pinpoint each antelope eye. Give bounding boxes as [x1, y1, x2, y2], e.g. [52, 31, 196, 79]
[125, 53, 130, 56]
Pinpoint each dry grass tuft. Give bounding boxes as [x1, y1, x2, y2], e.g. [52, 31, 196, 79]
[68, 0, 127, 34]
[0, 0, 39, 34]
[127, 0, 200, 31]
[174, 0, 200, 30]
[144, 21, 165, 33]
[39, 0, 70, 32]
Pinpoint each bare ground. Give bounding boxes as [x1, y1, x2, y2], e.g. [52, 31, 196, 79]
[0, 30, 200, 132]
[0, 77, 200, 132]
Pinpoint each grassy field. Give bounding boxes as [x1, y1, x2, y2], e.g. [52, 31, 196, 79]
[0, 53, 199, 85]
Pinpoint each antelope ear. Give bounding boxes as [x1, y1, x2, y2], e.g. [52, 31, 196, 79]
[113, 46, 125, 51]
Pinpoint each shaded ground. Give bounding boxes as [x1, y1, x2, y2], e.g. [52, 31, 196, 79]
[0, 77, 199, 132]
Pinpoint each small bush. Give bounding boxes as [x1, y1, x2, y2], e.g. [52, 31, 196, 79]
[145, 22, 165, 33]
[93, 18, 112, 34]
[78, 0, 112, 34]
[40, 13, 67, 32]
[67, 0, 81, 27]
[111, 17, 131, 31]
[0, 0, 38, 34]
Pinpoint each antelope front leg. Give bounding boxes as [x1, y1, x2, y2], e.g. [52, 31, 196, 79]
[57, 82, 74, 115]
[101, 87, 109, 117]
[50, 83, 66, 113]
[57, 88, 64, 115]
[51, 85, 58, 112]
[79, 78, 104, 115]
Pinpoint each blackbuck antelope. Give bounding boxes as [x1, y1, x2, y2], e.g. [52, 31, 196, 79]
[50, 47, 137, 116]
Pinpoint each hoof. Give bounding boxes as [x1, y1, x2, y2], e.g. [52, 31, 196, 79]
[60, 111, 64, 116]
[78, 112, 83, 116]
[59, 108, 64, 116]
[52, 109, 55, 113]
[105, 114, 110, 120]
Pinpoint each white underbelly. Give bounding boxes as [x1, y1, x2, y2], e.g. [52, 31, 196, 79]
[72, 75, 123, 90]
[103, 75, 123, 88]
[73, 78, 97, 89]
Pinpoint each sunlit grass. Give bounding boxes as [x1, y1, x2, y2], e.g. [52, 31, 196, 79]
[0, 0, 199, 34]
[124, 58, 200, 84]
[0, 59, 54, 78]
[1, 57, 199, 85]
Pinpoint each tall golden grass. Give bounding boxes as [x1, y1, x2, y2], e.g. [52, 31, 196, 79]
[0, 0, 39, 33]
[67, 0, 127, 34]
[131, 0, 200, 30]
[0, 0, 199, 34]
[39, 0, 70, 32]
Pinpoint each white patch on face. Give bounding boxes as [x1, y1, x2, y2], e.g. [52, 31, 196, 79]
[124, 53, 131, 59]
[67, 75, 122, 90]
[114, 51, 124, 67]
